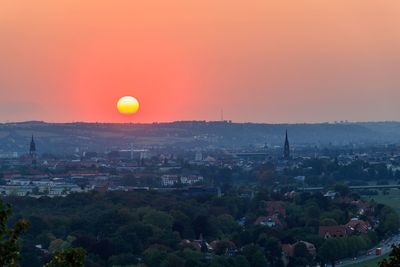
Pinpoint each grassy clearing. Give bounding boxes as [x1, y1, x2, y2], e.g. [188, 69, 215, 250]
[364, 188, 400, 214]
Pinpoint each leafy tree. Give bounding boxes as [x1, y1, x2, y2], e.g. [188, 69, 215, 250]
[251, 251, 269, 267]
[160, 254, 185, 267]
[379, 245, 400, 267]
[0, 200, 30, 267]
[382, 212, 399, 235]
[319, 239, 341, 267]
[213, 214, 239, 237]
[0, 198, 86, 267]
[181, 249, 203, 267]
[143, 244, 169, 267]
[376, 205, 400, 237]
[108, 253, 137, 266]
[142, 210, 173, 231]
[334, 184, 350, 196]
[305, 204, 320, 220]
[43, 248, 86, 267]
[232, 255, 250, 267]
[48, 239, 70, 254]
[26, 216, 50, 236]
[193, 215, 213, 238]
[171, 210, 194, 239]
[293, 242, 313, 263]
[213, 240, 233, 256]
[321, 209, 347, 225]
[256, 163, 276, 185]
[320, 218, 338, 226]
[209, 256, 231, 267]
[242, 244, 268, 267]
[347, 236, 363, 258]
[260, 236, 282, 266]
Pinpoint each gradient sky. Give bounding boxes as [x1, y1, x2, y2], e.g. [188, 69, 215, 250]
[1, 1, 400, 123]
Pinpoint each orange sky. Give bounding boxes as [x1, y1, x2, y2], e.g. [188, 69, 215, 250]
[1, 1, 400, 123]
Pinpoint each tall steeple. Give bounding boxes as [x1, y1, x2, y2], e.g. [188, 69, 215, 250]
[30, 135, 36, 155]
[283, 130, 290, 160]
[29, 135, 37, 167]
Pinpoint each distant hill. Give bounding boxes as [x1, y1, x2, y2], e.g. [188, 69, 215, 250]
[0, 121, 399, 154]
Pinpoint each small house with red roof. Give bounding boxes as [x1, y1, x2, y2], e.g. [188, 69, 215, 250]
[346, 219, 371, 234]
[266, 201, 287, 217]
[319, 225, 350, 239]
[255, 214, 285, 229]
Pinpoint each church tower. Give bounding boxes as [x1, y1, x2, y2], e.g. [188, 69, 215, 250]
[30, 135, 37, 167]
[283, 130, 290, 160]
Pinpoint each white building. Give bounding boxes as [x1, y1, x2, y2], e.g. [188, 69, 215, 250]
[161, 175, 180, 186]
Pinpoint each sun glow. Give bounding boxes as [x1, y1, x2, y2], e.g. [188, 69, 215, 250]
[117, 96, 140, 115]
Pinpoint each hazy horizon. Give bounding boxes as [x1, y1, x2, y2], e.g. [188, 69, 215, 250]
[1, 119, 400, 125]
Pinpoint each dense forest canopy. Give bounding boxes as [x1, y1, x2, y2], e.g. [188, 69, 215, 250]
[3, 188, 398, 267]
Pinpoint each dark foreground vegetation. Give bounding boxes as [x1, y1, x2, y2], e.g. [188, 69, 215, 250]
[0, 198, 85, 266]
[2, 188, 399, 267]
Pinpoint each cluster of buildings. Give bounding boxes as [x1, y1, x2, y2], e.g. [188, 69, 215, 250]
[177, 193, 377, 265]
[160, 175, 204, 187]
[0, 136, 211, 197]
[254, 200, 287, 228]
[2, 130, 400, 199]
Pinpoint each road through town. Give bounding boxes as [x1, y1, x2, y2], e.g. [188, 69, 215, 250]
[333, 234, 400, 266]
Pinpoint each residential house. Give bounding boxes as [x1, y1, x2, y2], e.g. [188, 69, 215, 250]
[255, 214, 285, 229]
[319, 225, 350, 239]
[266, 201, 287, 217]
[346, 219, 371, 234]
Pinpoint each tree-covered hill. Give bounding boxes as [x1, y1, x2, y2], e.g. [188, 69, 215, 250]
[1, 121, 400, 154]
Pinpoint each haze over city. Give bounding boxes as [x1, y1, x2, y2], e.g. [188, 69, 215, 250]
[1, 1, 400, 123]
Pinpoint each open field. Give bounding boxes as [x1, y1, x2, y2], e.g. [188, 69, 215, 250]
[365, 188, 400, 215]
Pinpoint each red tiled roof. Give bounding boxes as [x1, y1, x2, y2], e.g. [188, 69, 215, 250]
[346, 220, 370, 233]
[319, 225, 349, 238]
[266, 201, 286, 216]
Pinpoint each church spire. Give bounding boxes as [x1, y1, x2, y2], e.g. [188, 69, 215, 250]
[29, 135, 37, 167]
[30, 135, 36, 155]
[284, 130, 290, 159]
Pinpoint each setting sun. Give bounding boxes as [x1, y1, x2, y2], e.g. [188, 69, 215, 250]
[117, 96, 140, 115]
